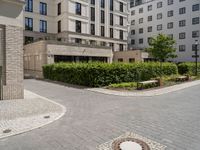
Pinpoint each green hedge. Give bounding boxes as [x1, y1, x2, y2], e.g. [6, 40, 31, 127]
[178, 62, 200, 75]
[43, 62, 178, 87]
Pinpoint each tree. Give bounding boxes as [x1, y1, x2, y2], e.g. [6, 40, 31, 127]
[146, 34, 177, 77]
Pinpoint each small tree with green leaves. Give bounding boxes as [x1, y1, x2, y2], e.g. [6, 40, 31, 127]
[146, 34, 177, 77]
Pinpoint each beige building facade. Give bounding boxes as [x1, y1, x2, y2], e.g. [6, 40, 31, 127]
[24, 40, 113, 78]
[0, 0, 24, 100]
[113, 50, 149, 63]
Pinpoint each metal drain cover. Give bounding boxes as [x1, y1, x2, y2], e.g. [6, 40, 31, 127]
[112, 138, 150, 150]
[44, 115, 50, 119]
[3, 129, 12, 134]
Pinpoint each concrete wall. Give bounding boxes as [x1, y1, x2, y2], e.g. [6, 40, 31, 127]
[113, 50, 149, 62]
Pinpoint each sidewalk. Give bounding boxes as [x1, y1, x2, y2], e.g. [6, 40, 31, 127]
[87, 80, 200, 97]
[0, 90, 66, 139]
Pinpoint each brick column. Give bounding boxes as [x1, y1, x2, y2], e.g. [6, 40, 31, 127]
[2, 25, 24, 100]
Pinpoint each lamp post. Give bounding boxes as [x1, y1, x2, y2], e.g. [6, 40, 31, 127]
[194, 40, 199, 76]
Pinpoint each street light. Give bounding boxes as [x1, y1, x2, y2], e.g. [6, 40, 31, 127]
[194, 40, 199, 76]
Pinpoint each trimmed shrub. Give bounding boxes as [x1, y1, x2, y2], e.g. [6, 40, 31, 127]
[178, 62, 200, 75]
[43, 62, 178, 87]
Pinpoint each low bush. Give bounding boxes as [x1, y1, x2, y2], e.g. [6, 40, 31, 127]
[178, 62, 200, 75]
[43, 62, 178, 87]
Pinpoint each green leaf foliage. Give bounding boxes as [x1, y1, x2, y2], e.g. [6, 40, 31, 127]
[146, 34, 177, 62]
[43, 62, 178, 87]
[178, 62, 200, 75]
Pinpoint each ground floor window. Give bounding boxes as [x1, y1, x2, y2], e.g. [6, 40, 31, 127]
[54, 55, 108, 63]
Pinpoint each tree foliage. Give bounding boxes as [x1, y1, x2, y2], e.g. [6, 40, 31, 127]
[146, 34, 177, 62]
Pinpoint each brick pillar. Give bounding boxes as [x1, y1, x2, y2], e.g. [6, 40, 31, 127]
[2, 25, 24, 100]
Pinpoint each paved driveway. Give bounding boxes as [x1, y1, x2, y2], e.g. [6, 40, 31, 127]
[1, 79, 200, 150]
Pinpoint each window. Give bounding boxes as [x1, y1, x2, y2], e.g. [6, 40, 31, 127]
[148, 37, 153, 44]
[119, 30, 123, 40]
[110, 28, 113, 38]
[101, 26, 105, 36]
[75, 38, 82, 44]
[101, 0, 105, 8]
[131, 39, 135, 45]
[139, 38, 143, 44]
[40, 20, 47, 33]
[25, 0, 33, 12]
[120, 16, 123, 26]
[91, 24, 95, 35]
[157, 2, 162, 8]
[168, 10, 173, 17]
[179, 45, 186, 52]
[168, 34, 173, 39]
[129, 58, 135, 63]
[148, 16, 152, 22]
[179, 32, 186, 39]
[118, 58, 123, 62]
[139, 8, 143, 13]
[167, 22, 173, 29]
[91, 0, 95, 5]
[139, 28, 143, 34]
[192, 31, 199, 38]
[25, 17, 33, 31]
[101, 10, 105, 24]
[24, 36, 34, 45]
[40, 2, 47, 15]
[131, 30, 135, 35]
[131, 10, 135, 16]
[76, 3, 81, 15]
[179, 7, 186, 14]
[179, 0, 185, 2]
[179, 20, 186, 27]
[157, 13, 162, 20]
[192, 4, 200, 11]
[119, 44, 124, 51]
[192, 17, 199, 25]
[157, 24, 162, 31]
[131, 20, 135, 25]
[148, 26, 152, 32]
[110, 13, 113, 25]
[139, 18, 143, 24]
[76, 20, 81, 33]
[58, 20, 61, 33]
[120, 2, 123, 12]
[91, 7, 95, 21]
[57, 3, 61, 15]
[110, 0, 113, 11]
[148, 5, 152, 11]
[168, 0, 173, 5]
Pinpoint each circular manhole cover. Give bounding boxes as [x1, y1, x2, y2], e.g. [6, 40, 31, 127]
[3, 129, 12, 134]
[112, 138, 150, 150]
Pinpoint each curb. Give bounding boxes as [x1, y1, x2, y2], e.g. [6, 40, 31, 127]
[0, 90, 66, 140]
[87, 80, 200, 97]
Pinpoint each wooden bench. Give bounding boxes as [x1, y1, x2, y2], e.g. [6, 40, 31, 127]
[176, 75, 189, 82]
[137, 80, 159, 90]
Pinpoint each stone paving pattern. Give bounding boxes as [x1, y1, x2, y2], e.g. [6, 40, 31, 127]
[1, 79, 200, 150]
[0, 90, 65, 139]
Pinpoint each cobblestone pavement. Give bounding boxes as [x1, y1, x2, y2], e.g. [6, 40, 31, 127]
[0, 90, 66, 139]
[0, 79, 200, 150]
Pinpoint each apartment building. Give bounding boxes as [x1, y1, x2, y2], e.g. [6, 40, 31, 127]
[0, 0, 24, 100]
[23, 0, 129, 76]
[129, 0, 200, 62]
